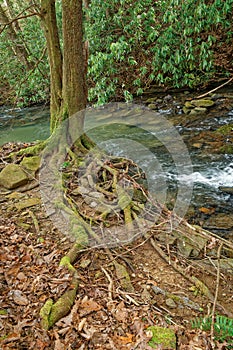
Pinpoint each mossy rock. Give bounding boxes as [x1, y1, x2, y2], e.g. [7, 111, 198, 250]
[183, 106, 191, 114]
[20, 156, 41, 176]
[15, 197, 41, 211]
[194, 107, 207, 114]
[0, 164, 29, 189]
[184, 101, 194, 108]
[189, 109, 198, 115]
[145, 97, 157, 103]
[148, 103, 157, 110]
[191, 99, 215, 107]
[146, 326, 176, 349]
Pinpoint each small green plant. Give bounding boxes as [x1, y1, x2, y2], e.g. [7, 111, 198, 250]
[191, 315, 233, 346]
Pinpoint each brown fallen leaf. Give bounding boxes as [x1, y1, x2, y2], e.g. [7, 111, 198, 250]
[35, 339, 49, 350]
[113, 301, 128, 322]
[12, 289, 29, 305]
[79, 297, 102, 317]
[118, 332, 134, 344]
[198, 207, 215, 214]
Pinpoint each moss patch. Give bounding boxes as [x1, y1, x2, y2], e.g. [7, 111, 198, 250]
[146, 326, 176, 349]
[216, 124, 233, 135]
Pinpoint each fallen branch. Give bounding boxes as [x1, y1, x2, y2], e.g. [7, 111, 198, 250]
[196, 76, 233, 99]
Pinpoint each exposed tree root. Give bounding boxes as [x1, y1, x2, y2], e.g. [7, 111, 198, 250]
[9, 140, 48, 158]
[40, 273, 79, 330]
[36, 146, 233, 327]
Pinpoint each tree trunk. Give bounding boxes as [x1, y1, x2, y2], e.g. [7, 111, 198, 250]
[40, 0, 87, 137]
[61, 0, 87, 131]
[40, 0, 63, 132]
[0, 4, 33, 70]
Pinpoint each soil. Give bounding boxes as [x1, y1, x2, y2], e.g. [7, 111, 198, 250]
[1, 141, 233, 350]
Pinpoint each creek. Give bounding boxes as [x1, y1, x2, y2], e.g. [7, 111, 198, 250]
[0, 100, 232, 238]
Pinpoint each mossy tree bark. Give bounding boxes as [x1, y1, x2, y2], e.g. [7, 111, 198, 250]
[40, 0, 87, 134]
[38, 1, 93, 328]
[40, 0, 63, 132]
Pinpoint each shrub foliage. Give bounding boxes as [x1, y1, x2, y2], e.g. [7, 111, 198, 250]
[0, 0, 232, 105]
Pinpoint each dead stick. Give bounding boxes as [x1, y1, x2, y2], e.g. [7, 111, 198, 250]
[101, 267, 113, 300]
[210, 242, 223, 345]
[149, 237, 233, 317]
[196, 76, 233, 99]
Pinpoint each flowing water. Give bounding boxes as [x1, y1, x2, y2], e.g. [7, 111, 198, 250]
[0, 105, 50, 145]
[0, 102, 232, 235]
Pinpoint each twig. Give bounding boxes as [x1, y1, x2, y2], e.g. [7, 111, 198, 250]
[149, 237, 233, 317]
[196, 76, 233, 99]
[101, 267, 113, 300]
[210, 242, 223, 347]
[28, 210, 40, 234]
[117, 290, 140, 306]
[0, 5, 40, 35]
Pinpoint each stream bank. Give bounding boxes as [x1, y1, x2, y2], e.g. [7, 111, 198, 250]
[0, 88, 233, 348]
[0, 89, 233, 238]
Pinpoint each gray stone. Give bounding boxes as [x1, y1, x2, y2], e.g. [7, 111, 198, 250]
[90, 191, 105, 200]
[165, 298, 177, 308]
[0, 164, 29, 189]
[71, 186, 89, 195]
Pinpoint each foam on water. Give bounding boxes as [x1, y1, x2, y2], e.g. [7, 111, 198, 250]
[178, 162, 233, 188]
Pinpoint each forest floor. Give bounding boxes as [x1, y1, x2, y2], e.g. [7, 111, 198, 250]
[0, 150, 233, 349]
[1, 91, 233, 349]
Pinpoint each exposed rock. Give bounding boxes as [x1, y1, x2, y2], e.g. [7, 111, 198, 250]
[219, 186, 233, 194]
[165, 298, 177, 308]
[211, 93, 224, 100]
[15, 197, 41, 211]
[20, 156, 41, 176]
[183, 106, 190, 114]
[0, 164, 29, 189]
[184, 101, 194, 108]
[203, 213, 233, 230]
[145, 97, 157, 103]
[194, 107, 207, 113]
[177, 234, 207, 258]
[189, 109, 198, 115]
[191, 99, 215, 107]
[71, 186, 90, 195]
[148, 103, 157, 110]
